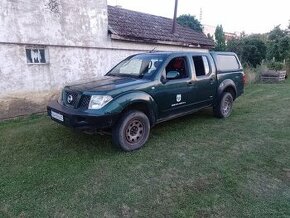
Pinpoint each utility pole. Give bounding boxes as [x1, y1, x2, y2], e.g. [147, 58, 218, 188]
[171, 0, 178, 33]
[199, 8, 203, 24]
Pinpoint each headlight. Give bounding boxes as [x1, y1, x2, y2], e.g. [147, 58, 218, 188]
[58, 91, 63, 104]
[88, 95, 113, 109]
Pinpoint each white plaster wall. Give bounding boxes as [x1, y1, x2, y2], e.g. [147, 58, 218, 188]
[0, 42, 207, 96]
[0, 0, 108, 46]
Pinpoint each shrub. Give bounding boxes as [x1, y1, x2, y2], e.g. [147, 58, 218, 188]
[243, 64, 267, 84]
[286, 58, 290, 79]
[267, 61, 285, 71]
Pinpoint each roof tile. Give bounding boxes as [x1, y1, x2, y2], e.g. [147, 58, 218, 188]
[108, 6, 214, 48]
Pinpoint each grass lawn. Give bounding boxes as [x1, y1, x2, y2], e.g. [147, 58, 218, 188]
[1, 80, 290, 217]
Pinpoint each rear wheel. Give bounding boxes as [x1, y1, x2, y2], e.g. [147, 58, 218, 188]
[213, 92, 234, 118]
[112, 110, 150, 151]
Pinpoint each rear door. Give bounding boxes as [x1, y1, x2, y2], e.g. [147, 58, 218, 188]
[191, 54, 217, 108]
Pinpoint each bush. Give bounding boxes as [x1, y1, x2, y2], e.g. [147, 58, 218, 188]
[267, 61, 285, 71]
[286, 59, 290, 79]
[244, 64, 267, 84]
[227, 35, 267, 67]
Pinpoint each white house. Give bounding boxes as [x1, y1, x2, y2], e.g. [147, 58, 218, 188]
[0, 0, 214, 119]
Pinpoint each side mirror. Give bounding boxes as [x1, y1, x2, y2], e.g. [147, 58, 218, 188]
[166, 71, 180, 80]
[160, 75, 167, 84]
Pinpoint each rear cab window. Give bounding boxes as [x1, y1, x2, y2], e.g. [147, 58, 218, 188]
[192, 55, 211, 77]
[215, 54, 241, 72]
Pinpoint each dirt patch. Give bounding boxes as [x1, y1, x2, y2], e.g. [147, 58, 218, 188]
[187, 173, 221, 193]
[0, 91, 58, 120]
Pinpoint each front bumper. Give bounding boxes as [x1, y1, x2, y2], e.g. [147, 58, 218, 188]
[47, 100, 119, 130]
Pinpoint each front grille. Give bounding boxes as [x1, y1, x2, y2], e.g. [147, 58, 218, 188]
[63, 90, 79, 108]
[79, 95, 91, 109]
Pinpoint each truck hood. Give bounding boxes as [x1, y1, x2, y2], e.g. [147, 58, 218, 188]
[65, 76, 148, 92]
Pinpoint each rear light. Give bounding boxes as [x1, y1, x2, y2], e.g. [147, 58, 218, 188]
[242, 74, 246, 85]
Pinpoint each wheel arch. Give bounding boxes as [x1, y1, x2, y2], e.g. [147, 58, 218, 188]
[106, 91, 158, 127]
[217, 79, 237, 100]
[121, 101, 156, 126]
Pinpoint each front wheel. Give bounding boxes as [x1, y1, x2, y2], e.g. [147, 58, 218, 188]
[213, 92, 234, 118]
[112, 110, 150, 151]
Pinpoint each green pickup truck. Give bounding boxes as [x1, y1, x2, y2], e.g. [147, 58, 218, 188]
[47, 51, 245, 151]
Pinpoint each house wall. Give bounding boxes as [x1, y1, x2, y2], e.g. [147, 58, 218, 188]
[0, 0, 108, 46]
[0, 0, 208, 119]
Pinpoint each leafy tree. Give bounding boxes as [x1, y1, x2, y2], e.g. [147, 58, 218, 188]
[226, 24, 290, 68]
[267, 26, 290, 61]
[227, 38, 243, 57]
[241, 35, 267, 67]
[268, 25, 286, 41]
[227, 35, 266, 67]
[176, 14, 203, 32]
[279, 36, 290, 59]
[239, 31, 246, 38]
[214, 25, 226, 51]
[207, 33, 213, 40]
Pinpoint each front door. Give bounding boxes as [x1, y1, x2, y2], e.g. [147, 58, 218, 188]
[151, 56, 196, 118]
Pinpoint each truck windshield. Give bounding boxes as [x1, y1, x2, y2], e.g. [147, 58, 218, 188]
[107, 54, 166, 79]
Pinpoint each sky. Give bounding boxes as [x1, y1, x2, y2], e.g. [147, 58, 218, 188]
[107, 0, 290, 34]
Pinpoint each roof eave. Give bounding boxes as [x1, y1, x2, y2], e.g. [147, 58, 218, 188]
[110, 34, 213, 49]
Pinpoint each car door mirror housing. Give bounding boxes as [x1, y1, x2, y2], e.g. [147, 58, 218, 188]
[167, 71, 180, 80]
[160, 75, 168, 84]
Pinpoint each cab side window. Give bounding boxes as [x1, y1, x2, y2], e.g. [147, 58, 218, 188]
[165, 57, 189, 80]
[192, 56, 210, 77]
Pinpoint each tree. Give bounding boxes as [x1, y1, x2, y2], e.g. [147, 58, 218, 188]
[268, 25, 286, 41]
[279, 36, 290, 59]
[176, 14, 203, 32]
[207, 33, 213, 40]
[239, 31, 246, 38]
[227, 35, 267, 67]
[214, 25, 226, 51]
[226, 24, 290, 68]
[227, 38, 243, 57]
[267, 25, 290, 61]
[241, 35, 267, 67]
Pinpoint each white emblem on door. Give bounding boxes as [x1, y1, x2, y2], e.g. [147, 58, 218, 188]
[176, 94, 181, 102]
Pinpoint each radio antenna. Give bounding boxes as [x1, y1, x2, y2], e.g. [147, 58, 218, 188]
[149, 47, 156, 53]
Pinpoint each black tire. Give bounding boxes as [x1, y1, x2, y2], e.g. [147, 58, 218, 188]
[213, 92, 234, 118]
[112, 110, 150, 151]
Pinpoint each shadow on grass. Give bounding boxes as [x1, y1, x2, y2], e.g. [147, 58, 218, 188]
[152, 108, 214, 131]
[42, 108, 215, 155]
[49, 128, 118, 153]
[1, 108, 215, 159]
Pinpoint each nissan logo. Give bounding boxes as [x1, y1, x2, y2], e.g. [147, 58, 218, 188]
[67, 95, 73, 104]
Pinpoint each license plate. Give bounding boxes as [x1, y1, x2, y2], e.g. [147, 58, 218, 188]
[51, 111, 64, 122]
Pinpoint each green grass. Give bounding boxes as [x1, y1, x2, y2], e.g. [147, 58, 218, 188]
[1, 81, 290, 217]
